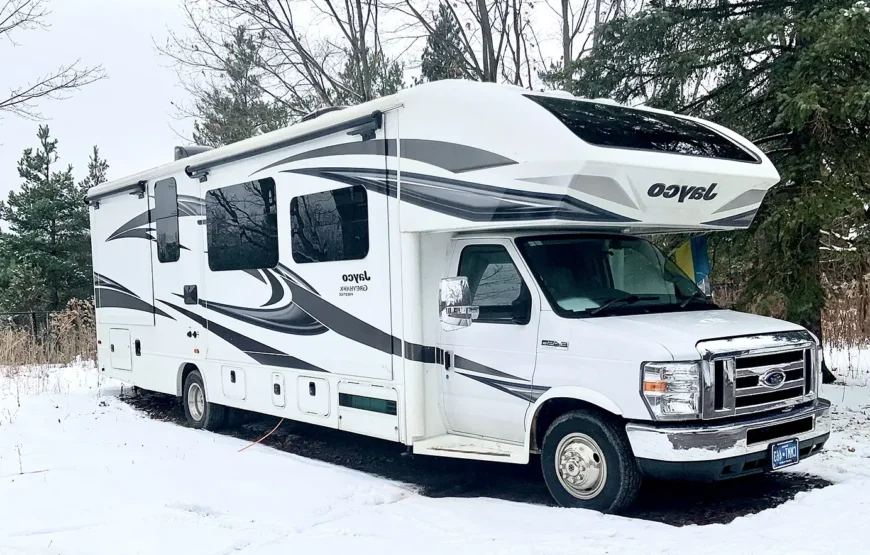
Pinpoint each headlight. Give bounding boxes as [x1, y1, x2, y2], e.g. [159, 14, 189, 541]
[642, 362, 701, 420]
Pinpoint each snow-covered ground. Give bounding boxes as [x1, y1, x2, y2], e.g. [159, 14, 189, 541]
[1, 362, 869, 555]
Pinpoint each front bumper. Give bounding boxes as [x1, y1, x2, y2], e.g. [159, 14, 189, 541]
[626, 399, 831, 480]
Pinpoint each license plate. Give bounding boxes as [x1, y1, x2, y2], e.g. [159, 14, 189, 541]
[770, 438, 800, 470]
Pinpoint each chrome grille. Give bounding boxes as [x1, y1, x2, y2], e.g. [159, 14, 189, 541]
[698, 331, 818, 419]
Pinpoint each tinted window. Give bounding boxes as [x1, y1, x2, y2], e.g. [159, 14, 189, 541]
[154, 178, 180, 263]
[290, 186, 369, 264]
[458, 245, 530, 325]
[526, 95, 758, 163]
[206, 178, 278, 272]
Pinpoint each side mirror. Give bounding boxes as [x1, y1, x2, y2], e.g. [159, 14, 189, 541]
[439, 277, 479, 331]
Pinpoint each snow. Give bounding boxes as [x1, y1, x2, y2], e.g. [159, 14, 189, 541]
[826, 345, 870, 387]
[1, 364, 869, 554]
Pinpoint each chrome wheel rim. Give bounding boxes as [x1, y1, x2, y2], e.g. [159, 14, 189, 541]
[555, 433, 607, 500]
[188, 382, 205, 421]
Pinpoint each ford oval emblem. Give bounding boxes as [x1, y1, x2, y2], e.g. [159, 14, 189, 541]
[760, 369, 787, 389]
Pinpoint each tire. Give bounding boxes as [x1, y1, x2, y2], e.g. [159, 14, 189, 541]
[182, 370, 226, 431]
[541, 410, 641, 513]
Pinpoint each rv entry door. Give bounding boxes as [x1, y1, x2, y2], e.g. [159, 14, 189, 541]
[437, 238, 539, 444]
[150, 175, 207, 363]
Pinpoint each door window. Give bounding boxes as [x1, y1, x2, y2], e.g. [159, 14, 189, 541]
[458, 245, 530, 325]
[154, 178, 180, 263]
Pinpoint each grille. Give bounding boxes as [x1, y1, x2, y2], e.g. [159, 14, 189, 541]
[699, 332, 817, 419]
[733, 349, 807, 411]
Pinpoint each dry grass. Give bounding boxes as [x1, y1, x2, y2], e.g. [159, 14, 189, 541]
[0, 299, 95, 371]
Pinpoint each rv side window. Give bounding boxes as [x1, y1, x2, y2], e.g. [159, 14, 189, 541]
[154, 178, 180, 263]
[206, 178, 279, 272]
[458, 245, 531, 325]
[290, 185, 369, 264]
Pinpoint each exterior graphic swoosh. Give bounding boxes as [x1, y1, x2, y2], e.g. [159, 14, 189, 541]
[284, 167, 636, 224]
[96, 288, 174, 320]
[253, 139, 517, 176]
[159, 300, 326, 372]
[195, 268, 328, 336]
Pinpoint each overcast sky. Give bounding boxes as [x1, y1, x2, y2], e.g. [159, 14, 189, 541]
[0, 0, 192, 200]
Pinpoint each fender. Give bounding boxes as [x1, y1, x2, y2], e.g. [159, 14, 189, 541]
[523, 386, 624, 450]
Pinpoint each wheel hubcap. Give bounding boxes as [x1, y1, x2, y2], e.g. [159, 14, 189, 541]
[188, 382, 205, 421]
[555, 433, 607, 500]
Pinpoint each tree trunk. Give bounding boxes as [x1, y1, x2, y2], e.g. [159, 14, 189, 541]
[477, 0, 497, 81]
[561, 0, 571, 87]
[790, 225, 837, 384]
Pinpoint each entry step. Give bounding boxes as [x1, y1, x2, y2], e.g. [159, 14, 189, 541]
[413, 434, 528, 464]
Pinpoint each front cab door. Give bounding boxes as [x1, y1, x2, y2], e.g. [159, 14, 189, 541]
[437, 238, 540, 443]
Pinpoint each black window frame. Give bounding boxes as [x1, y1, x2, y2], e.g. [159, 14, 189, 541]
[457, 244, 531, 326]
[525, 94, 760, 164]
[205, 178, 279, 272]
[154, 178, 180, 264]
[290, 185, 370, 264]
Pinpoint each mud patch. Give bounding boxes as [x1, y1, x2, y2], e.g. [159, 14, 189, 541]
[124, 389, 831, 526]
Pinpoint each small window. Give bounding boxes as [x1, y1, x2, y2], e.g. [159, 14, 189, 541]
[290, 185, 369, 264]
[458, 245, 530, 325]
[206, 178, 278, 272]
[525, 95, 758, 163]
[154, 178, 179, 263]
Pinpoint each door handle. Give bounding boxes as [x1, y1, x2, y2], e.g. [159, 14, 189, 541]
[187, 331, 199, 338]
[444, 350, 453, 371]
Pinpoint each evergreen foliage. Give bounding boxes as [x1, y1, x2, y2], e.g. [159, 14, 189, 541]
[0, 127, 106, 312]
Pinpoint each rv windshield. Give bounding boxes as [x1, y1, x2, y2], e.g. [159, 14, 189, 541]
[516, 235, 717, 318]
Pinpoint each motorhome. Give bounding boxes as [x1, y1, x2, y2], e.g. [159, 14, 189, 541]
[87, 80, 831, 513]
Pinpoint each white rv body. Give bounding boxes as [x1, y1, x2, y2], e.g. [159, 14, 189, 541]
[88, 81, 830, 510]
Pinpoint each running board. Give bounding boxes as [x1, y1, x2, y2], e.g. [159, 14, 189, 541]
[413, 434, 528, 464]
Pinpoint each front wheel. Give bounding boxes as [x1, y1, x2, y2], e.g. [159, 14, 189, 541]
[541, 410, 641, 513]
[182, 370, 226, 431]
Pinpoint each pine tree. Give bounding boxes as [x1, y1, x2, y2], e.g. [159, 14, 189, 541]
[193, 26, 289, 147]
[555, 0, 870, 382]
[0, 126, 101, 312]
[420, 3, 468, 82]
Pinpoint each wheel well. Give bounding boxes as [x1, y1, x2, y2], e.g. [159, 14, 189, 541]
[530, 398, 621, 452]
[177, 363, 199, 397]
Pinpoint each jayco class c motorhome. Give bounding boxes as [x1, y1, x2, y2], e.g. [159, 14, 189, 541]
[87, 81, 831, 513]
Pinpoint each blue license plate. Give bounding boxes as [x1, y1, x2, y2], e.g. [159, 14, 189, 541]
[770, 438, 800, 470]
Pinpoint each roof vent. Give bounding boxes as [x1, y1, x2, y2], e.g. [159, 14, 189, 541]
[174, 145, 214, 161]
[301, 106, 347, 122]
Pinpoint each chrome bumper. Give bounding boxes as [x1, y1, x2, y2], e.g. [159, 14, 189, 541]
[626, 399, 831, 462]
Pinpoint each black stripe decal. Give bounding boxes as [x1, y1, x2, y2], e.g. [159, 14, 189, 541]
[456, 372, 549, 402]
[254, 139, 517, 176]
[159, 301, 326, 372]
[243, 269, 267, 284]
[284, 280, 395, 353]
[702, 209, 758, 227]
[108, 209, 153, 241]
[454, 355, 529, 381]
[285, 167, 636, 224]
[96, 288, 174, 320]
[261, 269, 283, 307]
[94, 273, 139, 298]
[404, 342, 437, 363]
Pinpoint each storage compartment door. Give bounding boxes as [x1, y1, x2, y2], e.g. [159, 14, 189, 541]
[109, 328, 133, 371]
[271, 373, 286, 408]
[221, 366, 246, 400]
[297, 377, 329, 416]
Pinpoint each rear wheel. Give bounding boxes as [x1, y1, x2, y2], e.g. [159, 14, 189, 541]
[182, 370, 226, 431]
[541, 410, 641, 513]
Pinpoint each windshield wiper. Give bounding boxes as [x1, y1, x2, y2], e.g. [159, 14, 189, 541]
[679, 291, 710, 309]
[588, 295, 659, 316]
